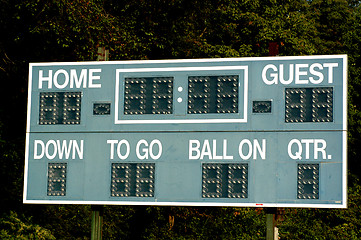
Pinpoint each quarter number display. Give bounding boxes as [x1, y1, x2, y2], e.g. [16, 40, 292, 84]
[297, 164, 319, 199]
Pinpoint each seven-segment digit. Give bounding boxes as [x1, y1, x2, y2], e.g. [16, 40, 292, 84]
[188, 76, 238, 114]
[285, 87, 333, 123]
[39, 92, 81, 125]
[124, 77, 173, 115]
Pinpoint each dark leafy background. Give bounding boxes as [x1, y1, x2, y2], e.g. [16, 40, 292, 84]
[1, 0, 361, 239]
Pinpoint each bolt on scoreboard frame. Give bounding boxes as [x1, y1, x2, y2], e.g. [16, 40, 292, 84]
[24, 55, 347, 208]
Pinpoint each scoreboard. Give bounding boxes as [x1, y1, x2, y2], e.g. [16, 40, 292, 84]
[24, 55, 347, 208]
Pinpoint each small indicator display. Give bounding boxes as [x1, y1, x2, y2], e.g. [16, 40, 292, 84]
[124, 77, 173, 115]
[93, 103, 111, 115]
[188, 76, 239, 114]
[253, 100, 272, 113]
[285, 87, 333, 123]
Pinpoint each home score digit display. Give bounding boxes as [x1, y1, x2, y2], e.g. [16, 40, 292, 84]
[24, 55, 347, 208]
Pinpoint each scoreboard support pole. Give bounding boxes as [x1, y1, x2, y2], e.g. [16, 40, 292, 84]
[265, 47, 279, 240]
[90, 47, 108, 240]
[91, 205, 103, 240]
[265, 208, 278, 240]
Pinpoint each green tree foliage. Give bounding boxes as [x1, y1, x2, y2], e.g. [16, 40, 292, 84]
[1, 0, 361, 239]
[344, 4, 361, 174]
[101, 206, 265, 239]
[280, 180, 361, 239]
[0, 211, 55, 239]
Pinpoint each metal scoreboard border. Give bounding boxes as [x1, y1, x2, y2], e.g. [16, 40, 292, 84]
[24, 55, 348, 208]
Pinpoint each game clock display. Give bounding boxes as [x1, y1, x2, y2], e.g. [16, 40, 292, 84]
[24, 55, 347, 208]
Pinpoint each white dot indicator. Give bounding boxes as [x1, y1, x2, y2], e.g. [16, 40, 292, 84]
[177, 97, 183, 103]
[328, 154, 332, 159]
[178, 87, 183, 92]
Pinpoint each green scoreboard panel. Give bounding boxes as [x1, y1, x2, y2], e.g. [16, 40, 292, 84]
[24, 55, 347, 208]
